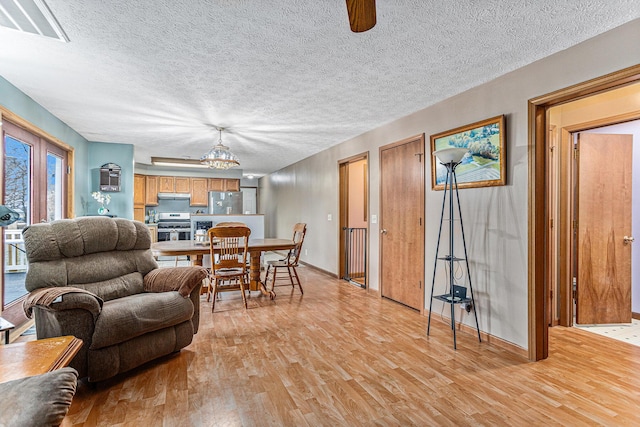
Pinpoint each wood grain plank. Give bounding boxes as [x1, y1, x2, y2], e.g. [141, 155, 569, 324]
[58, 267, 640, 426]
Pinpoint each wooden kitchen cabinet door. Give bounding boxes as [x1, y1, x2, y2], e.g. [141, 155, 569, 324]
[145, 176, 159, 206]
[134, 174, 145, 208]
[225, 179, 240, 191]
[174, 177, 191, 193]
[134, 207, 145, 222]
[158, 176, 174, 193]
[190, 178, 208, 206]
[208, 178, 224, 191]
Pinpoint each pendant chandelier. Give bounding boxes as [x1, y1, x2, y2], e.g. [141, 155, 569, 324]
[200, 127, 240, 169]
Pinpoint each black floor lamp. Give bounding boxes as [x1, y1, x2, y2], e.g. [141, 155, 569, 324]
[427, 148, 481, 349]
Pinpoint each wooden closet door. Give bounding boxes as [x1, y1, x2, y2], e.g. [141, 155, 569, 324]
[379, 135, 425, 311]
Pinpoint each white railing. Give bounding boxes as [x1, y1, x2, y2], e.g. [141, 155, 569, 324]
[4, 229, 27, 272]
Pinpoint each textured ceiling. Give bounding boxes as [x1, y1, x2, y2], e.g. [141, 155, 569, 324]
[0, 1, 639, 176]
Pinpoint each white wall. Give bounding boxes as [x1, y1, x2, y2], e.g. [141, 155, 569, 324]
[259, 19, 640, 349]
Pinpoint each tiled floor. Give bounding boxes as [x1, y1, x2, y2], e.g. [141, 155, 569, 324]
[574, 318, 640, 347]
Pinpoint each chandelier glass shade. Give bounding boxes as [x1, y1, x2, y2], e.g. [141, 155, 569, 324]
[200, 128, 240, 169]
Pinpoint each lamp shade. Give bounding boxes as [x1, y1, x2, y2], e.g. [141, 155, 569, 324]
[200, 142, 240, 169]
[200, 127, 240, 170]
[0, 205, 20, 227]
[433, 147, 468, 165]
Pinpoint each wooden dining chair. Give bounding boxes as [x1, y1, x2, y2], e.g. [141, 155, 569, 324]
[215, 221, 250, 283]
[264, 223, 307, 294]
[207, 225, 251, 311]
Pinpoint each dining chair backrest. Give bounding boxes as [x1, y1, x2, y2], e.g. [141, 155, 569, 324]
[288, 223, 307, 266]
[215, 221, 247, 227]
[208, 226, 251, 273]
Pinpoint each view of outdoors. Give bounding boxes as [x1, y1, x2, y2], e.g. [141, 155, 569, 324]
[3, 135, 31, 306]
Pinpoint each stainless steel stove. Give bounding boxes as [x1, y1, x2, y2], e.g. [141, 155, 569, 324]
[156, 212, 192, 241]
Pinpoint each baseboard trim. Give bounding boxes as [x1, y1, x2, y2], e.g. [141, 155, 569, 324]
[296, 263, 527, 358]
[427, 313, 528, 359]
[633, 312, 640, 320]
[299, 260, 338, 278]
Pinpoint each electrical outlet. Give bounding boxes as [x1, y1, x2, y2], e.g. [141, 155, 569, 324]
[327, 214, 332, 221]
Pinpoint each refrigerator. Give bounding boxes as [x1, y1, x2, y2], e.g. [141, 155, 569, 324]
[208, 191, 243, 214]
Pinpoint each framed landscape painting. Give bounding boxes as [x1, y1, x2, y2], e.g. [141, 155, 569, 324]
[430, 115, 506, 190]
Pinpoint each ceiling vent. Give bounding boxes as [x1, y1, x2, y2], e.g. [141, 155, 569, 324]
[0, 0, 68, 42]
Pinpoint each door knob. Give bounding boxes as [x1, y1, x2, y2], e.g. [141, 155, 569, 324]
[380, 229, 387, 235]
[624, 236, 634, 244]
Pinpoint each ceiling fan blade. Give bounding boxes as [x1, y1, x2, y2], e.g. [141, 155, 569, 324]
[345, 0, 376, 33]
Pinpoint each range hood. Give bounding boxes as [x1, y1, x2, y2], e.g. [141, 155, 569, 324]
[156, 192, 191, 200]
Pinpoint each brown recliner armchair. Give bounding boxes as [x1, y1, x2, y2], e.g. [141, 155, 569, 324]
[22, 217, 206, 382]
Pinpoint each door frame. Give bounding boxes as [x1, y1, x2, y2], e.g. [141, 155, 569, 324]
[0, 107, 74, 335]
[338, 152, 369, 286]
[528, 64, 640, 361]
[378, 134, 425, 312]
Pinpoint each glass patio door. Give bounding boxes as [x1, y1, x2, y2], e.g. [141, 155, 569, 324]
[2, 120, 67, 326]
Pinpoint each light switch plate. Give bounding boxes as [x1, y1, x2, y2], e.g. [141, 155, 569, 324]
[371, 214, 377, 224]
[327, 214, 332, 221]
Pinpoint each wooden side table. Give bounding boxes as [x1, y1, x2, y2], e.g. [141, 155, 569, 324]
[0, 335, 83, 383]
[0, 317, 14, 344]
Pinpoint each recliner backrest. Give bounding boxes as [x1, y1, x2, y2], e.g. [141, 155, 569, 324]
[23, 217, 158, 300]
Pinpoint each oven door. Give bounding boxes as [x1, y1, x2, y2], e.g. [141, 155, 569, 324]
[157, 230, 171, 241]
[157, 229, 191, 241]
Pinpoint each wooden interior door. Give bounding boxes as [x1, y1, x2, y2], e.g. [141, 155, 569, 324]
[379, 135, 424, 311]
[576, 133, 633, 324]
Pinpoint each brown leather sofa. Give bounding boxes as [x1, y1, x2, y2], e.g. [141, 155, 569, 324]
[22, 217, 206, 382]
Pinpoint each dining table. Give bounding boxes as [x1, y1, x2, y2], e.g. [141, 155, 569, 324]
[151, 238, 296, 299]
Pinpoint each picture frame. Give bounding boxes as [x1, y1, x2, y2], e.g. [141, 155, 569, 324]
[430, 115, 506, 190]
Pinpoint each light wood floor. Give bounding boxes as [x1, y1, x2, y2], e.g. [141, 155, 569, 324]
[62, 267, 640, 426]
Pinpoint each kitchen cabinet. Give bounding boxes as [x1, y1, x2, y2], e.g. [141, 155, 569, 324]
[146, 224, 158, 243]
[225, 178, 240, 191]
[158, 176, 190, 193]
[145, 176, 158, 206]
[208, 178, 240, 192]
[134, 208, 145, 222]
[134, 174, 145, 208]
[190, 178, 208, 206]
[158, 176, 174, 193]
[208, 178, 224, 191]
[137, 174, 238, 208]
[175, 177, 190, 193]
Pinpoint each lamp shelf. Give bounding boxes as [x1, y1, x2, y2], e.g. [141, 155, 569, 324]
[433, 294, 472, 305]
[437, 256, 465, 262]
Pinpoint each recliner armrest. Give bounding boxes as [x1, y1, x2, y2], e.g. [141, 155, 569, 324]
[143, 266, 207, 297]
[42, 293, 104, 321]
[24, 287, 103, 321]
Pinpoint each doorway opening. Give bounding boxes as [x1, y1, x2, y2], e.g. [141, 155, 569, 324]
[529, 64, 640, 360]
[546, 114, 640, 346]
[339, 153, 369, 288]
